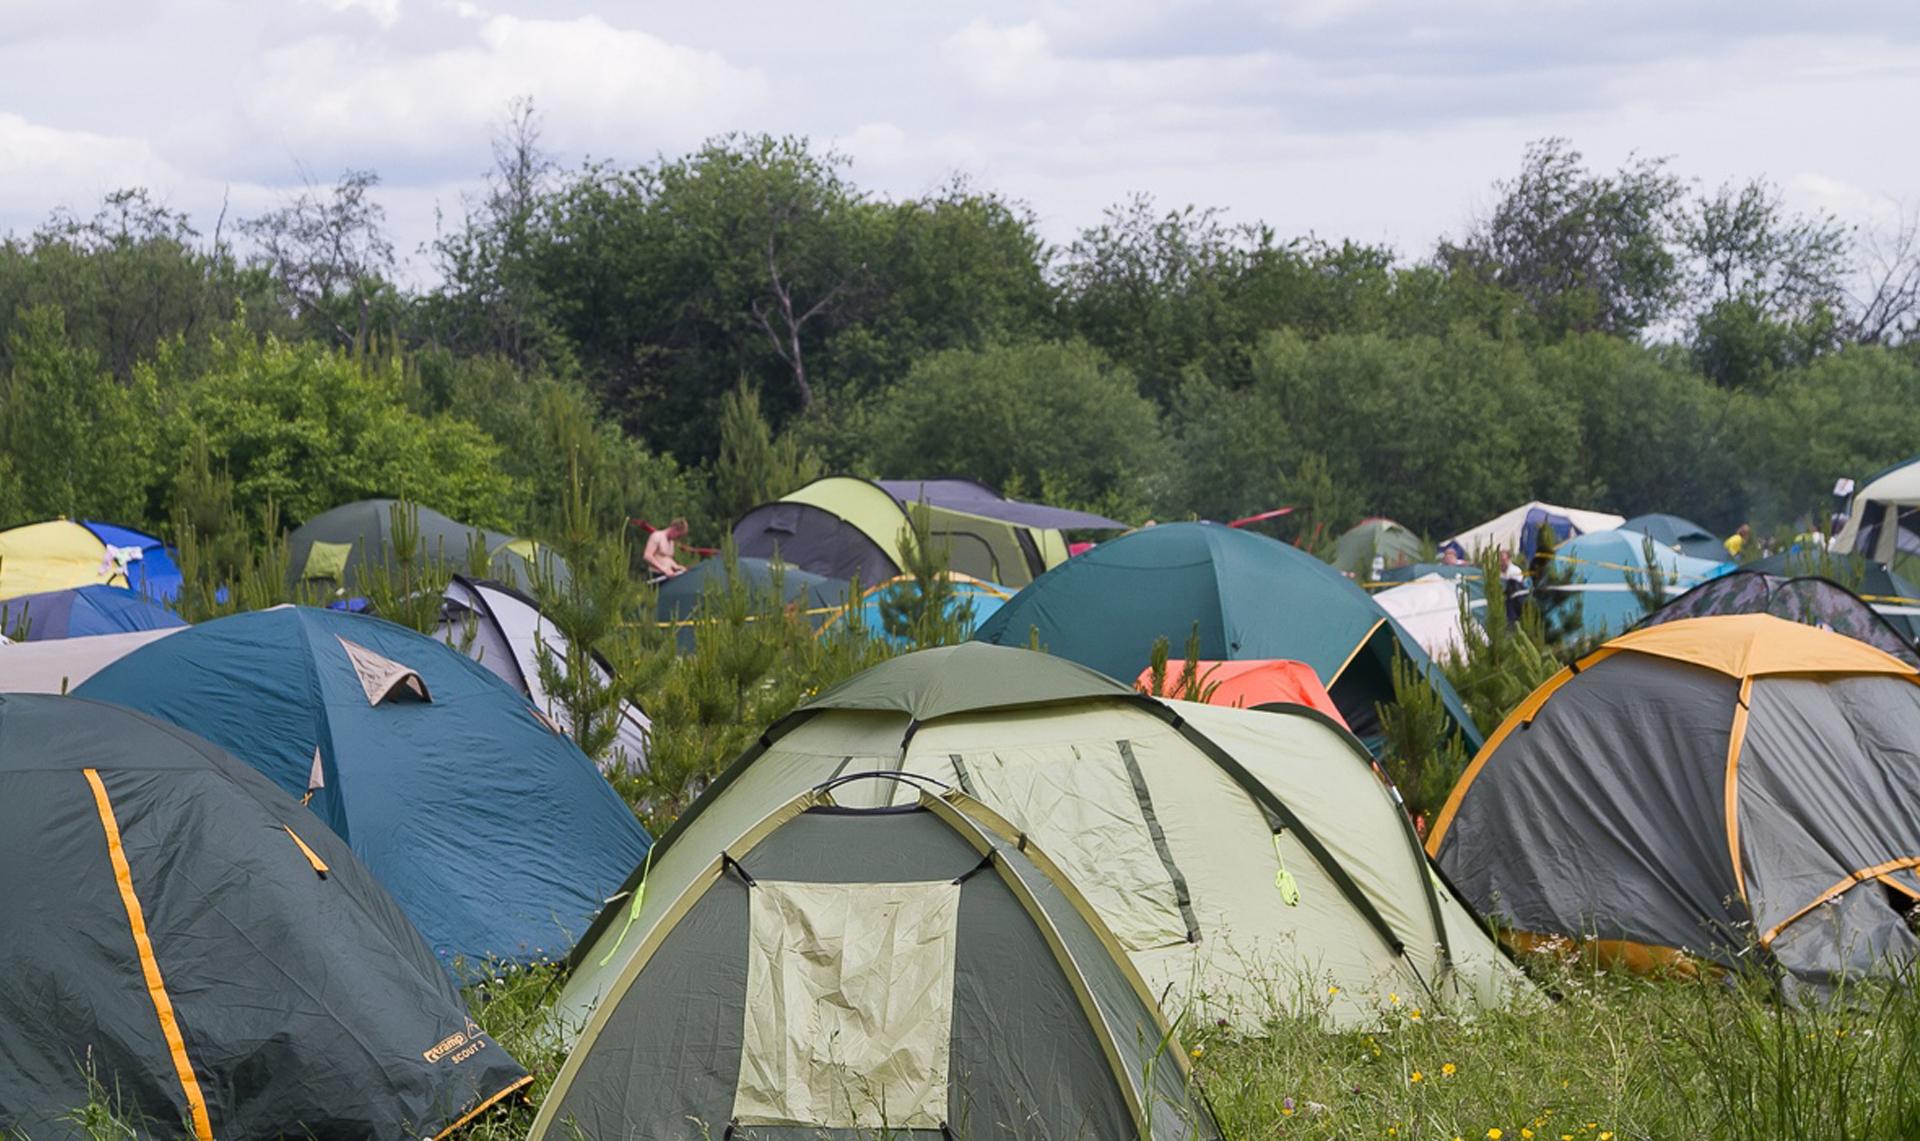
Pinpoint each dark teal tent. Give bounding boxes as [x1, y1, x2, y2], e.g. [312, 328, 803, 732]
[655, 555, 850, 652]
[0, 693, 528, 1140]
[1623, 513, 1727, 561]
[0, 584, 184, 640]
[76, 607, 652, 970]
[973, 521, 1482, 749]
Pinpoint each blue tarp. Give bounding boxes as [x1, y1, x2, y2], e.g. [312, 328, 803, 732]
[77, 606, 651, 971]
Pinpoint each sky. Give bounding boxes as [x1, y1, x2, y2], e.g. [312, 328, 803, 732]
[3, 0, 1918, 286]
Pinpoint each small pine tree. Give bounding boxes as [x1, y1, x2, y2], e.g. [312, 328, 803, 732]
[876, 502, 973, 649]
[712, 377, 821, 522]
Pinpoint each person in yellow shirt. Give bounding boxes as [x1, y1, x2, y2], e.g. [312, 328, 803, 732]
[1724, 523, 1751, 559]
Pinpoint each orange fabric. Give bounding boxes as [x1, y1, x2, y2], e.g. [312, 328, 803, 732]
[430, 1074, 534, 1141]
[1503, 929, 1713, 979]
[1601, 614, 1919, 680]
[1758, 856, 1920, 945]
[1135, 659, 1347, 727]
[84, 769, 214, 1141]
[1724, 677, 1754, 900]
[282, 825, 331, 875]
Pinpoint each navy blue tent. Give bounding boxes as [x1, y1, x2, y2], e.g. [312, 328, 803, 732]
[0, 584, 185, 640]
[77, 607, 652, 971]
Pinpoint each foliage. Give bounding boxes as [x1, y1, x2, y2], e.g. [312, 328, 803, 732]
[711, 378, 820, 523]
[143, 327, 521, 530]
[1376, 652, 1474, 824]
[0, 305, 159, 527]
[238, 169, 401, 353]
[1442, 137, 1687, 338]
[858, 339, 1167, 520]
[874, 503, 975, 649]
[1439, 552, 1566, 738]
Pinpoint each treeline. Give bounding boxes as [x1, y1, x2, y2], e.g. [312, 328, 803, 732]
[3, 114, 1918, 553]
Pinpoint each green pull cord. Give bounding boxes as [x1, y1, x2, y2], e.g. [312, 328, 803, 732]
[597, 843, 655, 968]
[1272, 831, 1301, 907]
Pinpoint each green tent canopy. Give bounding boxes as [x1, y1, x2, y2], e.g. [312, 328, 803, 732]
[560, 643, 1526, 1039]
[287, 498, 565, 597]
[972, 521, 1482, 751]
[0, 694, 529, 1140]
[534, 782, 1223, 1141]
[1331, 517, 1424, 580]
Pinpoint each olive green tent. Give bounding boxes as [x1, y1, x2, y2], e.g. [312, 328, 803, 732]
[287, 498, 563, 597]
[732, 476, 1122, 588]
[534, 781, 1221, 1141]
[559, 644, 1526, 1039]
[0, 694, 529, 1140]
[1332, 517, 1423, 580]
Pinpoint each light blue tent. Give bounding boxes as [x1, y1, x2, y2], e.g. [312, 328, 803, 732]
[1546, 528, 1734, 640]
[76, 606, 651, 971]
[0, 584, 185, 640]
[817, 572, 1013, 647]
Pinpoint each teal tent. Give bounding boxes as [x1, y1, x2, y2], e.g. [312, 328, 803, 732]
[76, 607, 652, 970]
[0, 693, 528, 1140]
[972, 521, 1481, 750]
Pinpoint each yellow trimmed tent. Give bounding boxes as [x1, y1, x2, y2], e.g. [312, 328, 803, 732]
[1430, 615, 1920, 992]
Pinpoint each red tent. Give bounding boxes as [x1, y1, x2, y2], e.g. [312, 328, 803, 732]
[1135, 659, 1348, 728]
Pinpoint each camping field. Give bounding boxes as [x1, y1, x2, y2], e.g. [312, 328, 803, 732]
[449, 955, 1920, 1141]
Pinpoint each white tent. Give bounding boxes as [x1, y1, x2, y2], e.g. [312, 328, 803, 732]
[1834, 457, 1920, 565]
[436, 576, 650, 774]
[1446, 501, 1625, 558]
[1376, 574, 1476, 662]
[0, 627, 179, 692]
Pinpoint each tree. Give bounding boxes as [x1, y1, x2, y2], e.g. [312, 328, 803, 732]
[1847, 204, 1920, 346]
[1679, 179, 1850, 387]
[239, 169, 399, 353]
[1442, 137, 1686, 338]
[712, 378, 819, 522]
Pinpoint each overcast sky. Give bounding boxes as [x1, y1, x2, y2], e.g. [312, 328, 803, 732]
[4, 0, 1917, 285]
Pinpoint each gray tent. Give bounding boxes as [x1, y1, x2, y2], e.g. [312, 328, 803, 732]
[437, 576, 650, 773]
[531, 779, 1221, 1141]
[1431, 614, 1920, 993]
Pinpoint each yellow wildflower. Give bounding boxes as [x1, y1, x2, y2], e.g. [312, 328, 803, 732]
[1442, 1062, 1457, 1075]
[1411, 1072, 1424, 1083]
[1489, 1130, 1503, 1140]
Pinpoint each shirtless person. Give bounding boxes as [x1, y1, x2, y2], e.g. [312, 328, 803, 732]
[643, 518, 691, 578]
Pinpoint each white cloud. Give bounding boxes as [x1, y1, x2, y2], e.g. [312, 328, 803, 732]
[303, 0, 403, 29]
[240, 13, 768, 164]
[0, 114, 184, 223]
[945, 21, 1064, 100]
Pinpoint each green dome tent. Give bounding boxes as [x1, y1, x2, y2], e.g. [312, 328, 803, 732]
[534, 780, 1222, 1141]
[1331, 517, 1424, 580]
[287, 498, 564, 598]
[76, 607, 652, 970]
[972, 521, 1482, 750]
[559, 644, 1525, 1038]
[0, 694, 528, 1140]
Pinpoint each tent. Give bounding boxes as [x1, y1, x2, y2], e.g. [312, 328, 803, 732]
[1135, 658, 1348, 727]
[1541, 528, 1732, 640]
[75, 606, 652, 970]
[971, 521, 1483, 750]
[1375, 574, 1481, 663]
[1332, 517, 1424, 580]
[437, 575, 650, 773]
[1445, 502, 1626, 562]
[654, 555, 852, 652]
[814, 571, 1014, 646]
[559, 643, 1526, 1038]
[0, 627, 181, 692]
[1833, 456, 1920, 575]
[0, 584, 185, 641]
[1430, 615, 1920, 992]
[1623, 512, 1728, 561]
[1749, 551, 1920, 642]
[0, 519, 183, 602]
[1638, 568, 1920, 666]
[286, 499, 562, 597]
[732, 476, 1124, 589]
[0, 693, 529, 1141]
[532, 780, 1222, 1141]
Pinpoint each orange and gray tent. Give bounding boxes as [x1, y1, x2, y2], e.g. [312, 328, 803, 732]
[557, 643, 1526, 1039]
[1430, 615, 1920, 992]
[732, 476, 1124, 589]
[0, 694, 528, 1140]
[532, 780, 1222, 1141]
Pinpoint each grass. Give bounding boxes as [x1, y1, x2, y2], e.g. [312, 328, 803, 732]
[435, 950, 1920, 1141]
